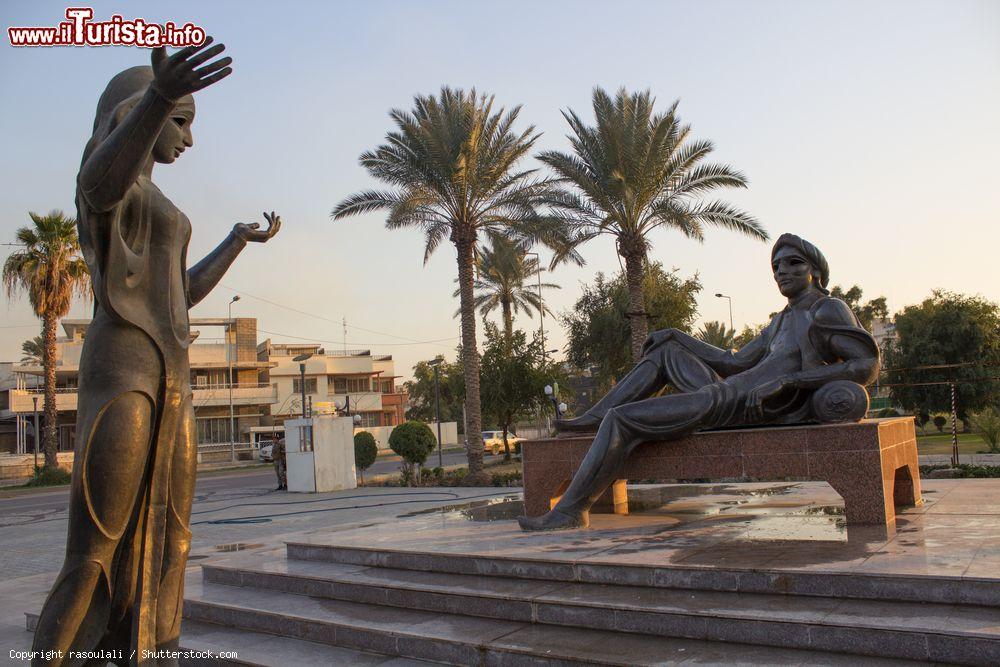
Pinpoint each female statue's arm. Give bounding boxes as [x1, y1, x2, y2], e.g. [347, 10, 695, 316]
[79, 40, 232, 212]
[187, 213, 281, 307]
[642, 324, 770, 377]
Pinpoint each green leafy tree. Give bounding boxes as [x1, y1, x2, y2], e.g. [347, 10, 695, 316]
[830, 284, 889, 331]
[971, 408, 1000, 454]
[540, 87, 766, 360]
[885, 291, 1000, 429]
[21, 335, 44, 364]
[388, 420, 437, 486]
[454, 236, 559, 340]
[696, 321, 734, 349]
[562, 262, 701, 392]
[734, 323, 766, 349]
[404, 353, 465, 425]
[354, 431, 379, 485]
[480, 323, 549, 459]
[333, 87, 577, 482]
[3, 211, 89, 469]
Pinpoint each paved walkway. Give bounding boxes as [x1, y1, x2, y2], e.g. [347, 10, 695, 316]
[0, 485, 513, 664]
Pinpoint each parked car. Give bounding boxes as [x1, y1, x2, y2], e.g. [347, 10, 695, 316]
[482, 430, 523, 456]
[258, 440, 275, 462]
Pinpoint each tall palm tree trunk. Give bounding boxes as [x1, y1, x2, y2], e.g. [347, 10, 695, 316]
[455, 237, 486, 481]
[41, 312, 59, 469]
[501, 298, 514, 341]
[623, 249, 648, 361]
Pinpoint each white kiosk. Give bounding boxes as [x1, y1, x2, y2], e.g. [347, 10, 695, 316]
[284, 415, 358, 493]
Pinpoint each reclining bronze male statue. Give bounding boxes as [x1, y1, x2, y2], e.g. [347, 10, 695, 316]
[519, 233, 880, 531]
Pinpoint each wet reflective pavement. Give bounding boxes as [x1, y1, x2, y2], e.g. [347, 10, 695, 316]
[293, 479, 1000, 580]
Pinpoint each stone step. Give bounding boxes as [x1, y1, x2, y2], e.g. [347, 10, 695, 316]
[286, 540, 1000, 606]
[24, 612, 439, 666]
[201, 556, 1000, 665]
[179, 619, 439, 666]
[183, 580, 924, 666]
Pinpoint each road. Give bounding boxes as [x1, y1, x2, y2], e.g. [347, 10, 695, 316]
[0, 449, 475, 515]
[0, 447, 515, 582]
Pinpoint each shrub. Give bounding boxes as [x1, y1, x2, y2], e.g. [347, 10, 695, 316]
[24, 465, 71, 487]
[971, 408, 1000, 454]
[491, 470, 523, 487]
[354, 431, 379, 485]
[875, 408, 900, 418]
[389, 420, 437, 485]
[933, 415, 948, 433]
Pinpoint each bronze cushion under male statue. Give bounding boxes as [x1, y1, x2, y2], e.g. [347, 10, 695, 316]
[519, 233, 880, 531]
[31, 40, 281, 665]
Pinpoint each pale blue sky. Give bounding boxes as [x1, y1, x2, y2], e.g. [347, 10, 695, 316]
[2, 0, 998, 378]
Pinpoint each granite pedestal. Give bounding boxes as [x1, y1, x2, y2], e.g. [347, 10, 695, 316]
[523, 417, 921, 528]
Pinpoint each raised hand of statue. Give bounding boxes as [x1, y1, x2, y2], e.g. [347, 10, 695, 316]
[234, 211, 282, 243]
[151, 36, 233, 100]
[744, 377, 790, 423]
[641, 328, 676, 357]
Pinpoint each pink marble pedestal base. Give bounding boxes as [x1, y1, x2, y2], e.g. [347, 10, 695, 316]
[522, 418, 921, 528]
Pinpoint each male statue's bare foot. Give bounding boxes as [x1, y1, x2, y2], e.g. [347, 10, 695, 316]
[518, 509, 588, 531]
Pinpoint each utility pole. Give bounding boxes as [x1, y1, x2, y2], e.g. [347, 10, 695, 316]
[715, 293, 734, 332]
[950, 381, 959, 468]
[228, 295, 240, 461]
[32, 395, 39, 469]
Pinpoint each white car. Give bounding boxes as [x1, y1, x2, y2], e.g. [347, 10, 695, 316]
[482, 430, 523, 456]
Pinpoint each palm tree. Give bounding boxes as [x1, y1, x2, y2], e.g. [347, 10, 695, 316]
[332, 87, 573, 480]
[696, 321, 735, 349]
[453, 236, 560, 340]
[3, 211, 89, 468]
[540, 87, 768, 360]
[21, 335, 44, 363]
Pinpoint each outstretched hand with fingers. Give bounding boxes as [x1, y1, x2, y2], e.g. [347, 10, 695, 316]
[234, 211, 282, 244]
[151, 36, 233, 100]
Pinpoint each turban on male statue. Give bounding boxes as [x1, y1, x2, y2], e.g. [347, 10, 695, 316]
[519, 233, 880, 531]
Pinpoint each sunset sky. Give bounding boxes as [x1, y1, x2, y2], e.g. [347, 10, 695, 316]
[2, 0, 998, 379]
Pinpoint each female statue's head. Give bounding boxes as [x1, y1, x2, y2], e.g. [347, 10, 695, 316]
[84, 66, 195, 166]
[770, 233, 829, 298]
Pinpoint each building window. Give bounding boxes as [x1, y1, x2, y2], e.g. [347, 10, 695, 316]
[197, 418, 231, 444]
[330, 377, 373, 393]
[349, 377, 371, 393]
[380, 380, 393, 394]
[357, 412, 381, 427]
[293, 377, 318, 394]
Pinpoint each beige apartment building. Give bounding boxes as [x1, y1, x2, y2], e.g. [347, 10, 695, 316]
[261, 342, 407, 434]
[1, 318, 410, 457]
[0, 317, 277, 455]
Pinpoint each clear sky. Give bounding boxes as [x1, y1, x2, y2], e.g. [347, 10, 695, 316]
[2, 0, 998, 379]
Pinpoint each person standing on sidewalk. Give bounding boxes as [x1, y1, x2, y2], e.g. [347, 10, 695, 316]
[273, 437, 287, 490]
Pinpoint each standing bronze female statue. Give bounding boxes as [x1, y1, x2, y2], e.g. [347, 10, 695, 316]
[32, 40, 280, 664]
[519, 234, 880, 531]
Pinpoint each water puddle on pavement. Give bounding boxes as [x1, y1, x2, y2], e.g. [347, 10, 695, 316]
[398, 495, 524, 521]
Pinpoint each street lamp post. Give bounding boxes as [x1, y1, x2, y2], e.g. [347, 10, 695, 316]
[292, 349, 322, 420]
[32, 395, 39, 469]
[714, 293, 734, 332]
[428, 358, 444, 467]
[544, 384, 568, 420]
[227, 295, 240, 462]
[525, 252, 547, 357]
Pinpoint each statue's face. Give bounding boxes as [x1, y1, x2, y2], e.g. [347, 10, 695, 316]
[152, 96, 195, 164]
[771, 246, 815, 298]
